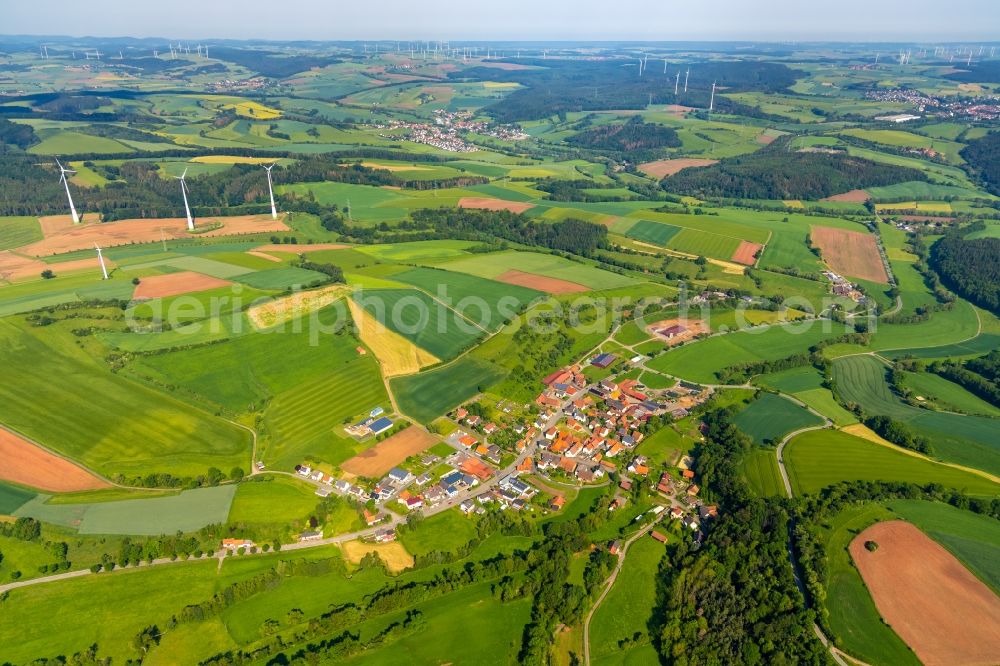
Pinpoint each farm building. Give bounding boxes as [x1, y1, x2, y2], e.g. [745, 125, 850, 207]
[658, 324, 688, 339]
[370, 417, 394, 435]
[591, 353, 618, 369]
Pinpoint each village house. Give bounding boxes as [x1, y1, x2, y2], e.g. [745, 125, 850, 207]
[298, 531, 323, 543]
[221, 538, 254, 552]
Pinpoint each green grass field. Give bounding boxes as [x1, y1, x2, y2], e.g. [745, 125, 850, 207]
[391, 266, 542, 332]
[0, 318, 250, 478]
[833, 354, 1000, 475]
[0, 481, 36, 514]
[233, 267, 329, 290]
[227, 476, 319, 527]
[647, 323, 846, 383]
[624, 219, 682, 247]
[667, 228, 742, 260]
[732, 392, 824, 445]
[0, 216, 43, 251]
[437, 250, 637, 290]
[589, 536, 667, 665]
[784, 430, 998, 496]
[397, 509, 479, 557]
[391, 357, 507, 424]
[901, 370, 1000, 417]
[740, 448, 785, 497]
[353, 288, 486, 360]
[14, 485, 237, 535]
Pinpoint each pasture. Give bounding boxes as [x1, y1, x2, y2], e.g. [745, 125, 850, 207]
[623, 219, 682, 246]
[0, 216, 43, 251]
[783, 430, 998, 496]
[227, 477, 318, 527]
[740, 449, 785, 497]
[397, 509, 479, 557]
[0, 481, 36, 515]
[732, 393, 824, 445]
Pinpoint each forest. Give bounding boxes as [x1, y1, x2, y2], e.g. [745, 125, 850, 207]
[663, 138, 924, 199]
[457, 59, 802, 122]
[960, 130, 1000, 195]
[566, 117, 681, 158]
[929, 226, 1000, 314]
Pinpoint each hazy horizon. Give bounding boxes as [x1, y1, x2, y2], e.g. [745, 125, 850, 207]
[4, 0, 999, 42]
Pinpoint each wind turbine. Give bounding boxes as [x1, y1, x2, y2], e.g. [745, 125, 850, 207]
[94, 244, 109, 280]
[684, 68, 690, 92]
[675, 70, 680, 95]
[709, 82, 716, 112]
[55, 159, 80, 224]
[263, 164, 278, 220]
[174, 168, 194, 231]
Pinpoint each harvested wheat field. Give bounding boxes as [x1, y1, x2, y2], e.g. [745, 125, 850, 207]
[731, 241, 764, 266]
[0, 427, 109, 492]
[811, 226, 888, 283]
[821, 189, 870, 203]
[340, 540, 414, 574]
[247, 285, 348, 329]
[347, 298, 438, 376]
[37, 213, 100, 236]
[341, 426, 437, 478]
[638, 158, 718, 179]
[133, 271, 232, 300]
[645, 318, 709, 346]
[19, 214, 289, 256]
[495, 269, 588, 294]
[850, 521, 1000, 666]
[458, 197, 534, 213]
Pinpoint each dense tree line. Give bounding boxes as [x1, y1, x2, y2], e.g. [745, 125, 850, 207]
[929, 351, 1000, 408]
[863, 414, 932, 454]
[716, 331, 868, 384]
[410, 207, 608, 255]
[653, 407, 830, 665]
[0, 117, 38, 149]
[664, 137, 925, 200]
[928, 225, 1000, 314]
[961, 131, 1000, 195]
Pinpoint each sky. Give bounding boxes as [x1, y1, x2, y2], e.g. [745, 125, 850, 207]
[4, 0, 999, 42]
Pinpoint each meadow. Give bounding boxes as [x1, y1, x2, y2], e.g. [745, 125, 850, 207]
[438, 250, 638, 290]
[783, 430, 998, 496]
[740, 448, 785, 497]
[589, 536, 667, 666]
[0, 216, 43, 250]
[0, 480, 36, 514]
[732, 393, 824, 445]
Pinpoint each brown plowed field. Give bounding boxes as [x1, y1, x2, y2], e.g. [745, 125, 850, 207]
[821, 189, 870, 203]
[132, 271, 233, 299]
[341, 426, 437, 478]
[731, 241, 763, 266]
[458, 197, 534, 213]
[638, 158, 718, 179]
[0, 427, 109, 493]
[495, 269, 589, 294]
[38, 213, 99, 236]
[850, 521, 1000, 666]
[811, 226, 888, 283]
[19, 214, 290, 257]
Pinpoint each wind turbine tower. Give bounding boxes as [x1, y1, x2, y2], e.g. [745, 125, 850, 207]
[675, 70, 680, 95]
[174, 168, 194, 231]
[684, 68, 690, 92]
[709, 81, 716, 112]
[95, 244, 109, 280]
[55, 159, 80, 224]
[968, 51, 973, 66]
[263, 164, 278, 220]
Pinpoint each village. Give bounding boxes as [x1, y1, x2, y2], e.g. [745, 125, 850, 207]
[375, 109, 528, 152]
[865, 87, 1000, 121]
[281, 348, 719, 551]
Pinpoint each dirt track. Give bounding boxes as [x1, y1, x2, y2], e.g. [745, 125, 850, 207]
[0, 427, 109, 493]
[811, 226, 888, 283]
[850, 521, 1000, 666]
[341, 426, 437, 478]
[458, 197, 534, 213]
[496, 269, 588, 294]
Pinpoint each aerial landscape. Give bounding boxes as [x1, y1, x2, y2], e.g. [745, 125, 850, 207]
[1, 1, 1000, 664]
